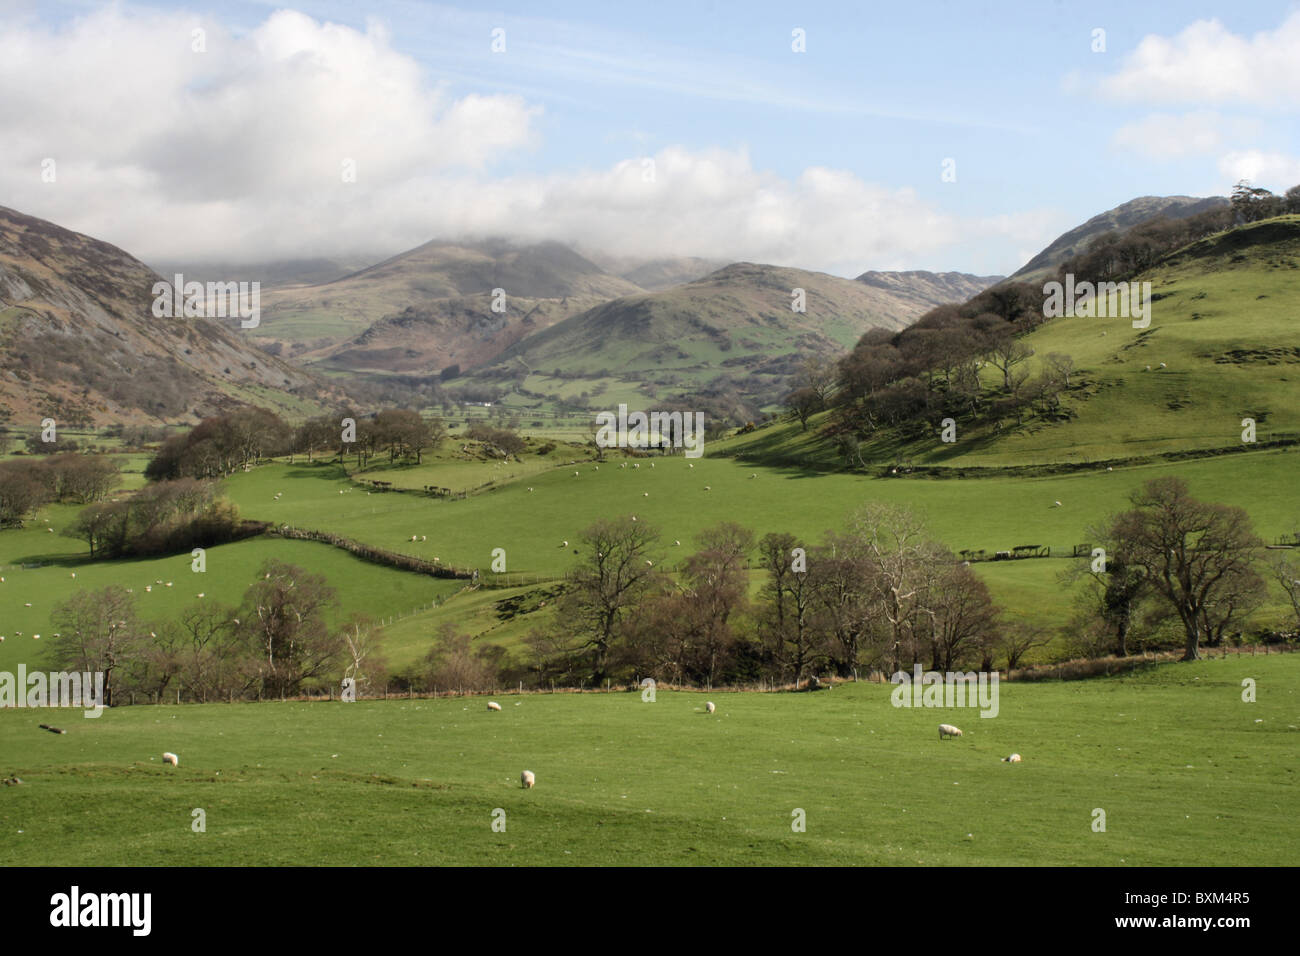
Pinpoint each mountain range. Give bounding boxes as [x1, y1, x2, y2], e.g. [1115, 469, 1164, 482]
[0, 192, 1232, 422]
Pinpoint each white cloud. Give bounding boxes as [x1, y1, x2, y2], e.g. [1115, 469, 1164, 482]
[1216, 150, 1300, 190]
[1111, 112, 1260, 160]
[0, 7, 1048, 276]
[1097, 14, 1300, 106]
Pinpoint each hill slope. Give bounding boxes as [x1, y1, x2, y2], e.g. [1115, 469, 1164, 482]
[259, 238, 645, 369]
[0, 205, 328, 425]
[468, 262, 974, 412]
[855, 270, 1002, 310]
[1010, 195, 1229, 284]
[722, 215, 1300, 468]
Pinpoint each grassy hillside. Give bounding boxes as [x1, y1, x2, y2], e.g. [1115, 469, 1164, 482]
[724, 216, 1300, 468]
[468, 262, 927, 412]
[2, 655, 1295, 865]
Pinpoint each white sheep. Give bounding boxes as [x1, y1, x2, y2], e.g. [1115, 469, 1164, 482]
[1002, 753, 1021, 763]
[487, 702, 502, 712]
[1054, 500, 1062, 507]
[421, 535, 427, 542]
[633, 463, 640, 469]
[527, 487, 534, 492]
[573, 471, 579, 477]
[643, 492, 649, 497]
[939, 723, 963, 739]
[162, 752, 179, 767]
[704, 485, 711, 491]
[705, 701, 716, 714]
[521, 770, 535, 789]
[411, 535, 418, 542]
[561, 540, 568, 548]
[674, 540, 681, 546]
[688, 463, 694, 468]
[1159, 362, 1166, 368]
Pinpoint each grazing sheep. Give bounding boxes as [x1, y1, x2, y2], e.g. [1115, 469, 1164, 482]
[649, 463, 653, 468]
[1054, 500, 1062, 507]
[411, 535, 418, 542]
[145, 586, 152, 592]
[487, 702, 502, 711]
[561, 540, 568, 548]
[704, 485, 711, 491]
[674, 540, 681, 546]
[688, 463, 693, 468]
[527, 487, 534, 492]
[643, 492, 649, 497]
[70, 572, 75, 579]
[162, 752, 179, 767]
[521, 770, 535, 789]
[1144, 365, 1151, 371]
[645, 560, 654, 566]
[574, 471, 579, 477]
[939, 723, 963, 739]
[631, 516, 637, 521]
[421, 535, 427, 542]
[633, 463, 640, 469]
[196, 593, 205, 598]
[705, 701, 716, 714]
[1159, 362, 1166, 368]
[1002, 753, 1021, 763]
[749, 473, 756, 479]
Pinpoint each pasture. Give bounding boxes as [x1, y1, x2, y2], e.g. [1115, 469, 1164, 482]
[0, 654, 1295, 865]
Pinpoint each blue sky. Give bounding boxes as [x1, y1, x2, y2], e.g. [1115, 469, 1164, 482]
[3, 0, 1298, 275]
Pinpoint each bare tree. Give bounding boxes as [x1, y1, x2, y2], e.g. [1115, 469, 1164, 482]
[1107, 477, 1264, 660]
[562, 516, 662, 681]
[985, 336, 1035, 391]
[758, 531, 824, 682]
[236, 560, 344, 698]
[1044, 353, 1076, 388]
[48, 586, 143, 706]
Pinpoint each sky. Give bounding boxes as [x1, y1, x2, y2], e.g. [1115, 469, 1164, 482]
[1, 0, 1298, 277]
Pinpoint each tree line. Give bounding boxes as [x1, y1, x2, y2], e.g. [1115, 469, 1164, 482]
[146, 406, 447, 480]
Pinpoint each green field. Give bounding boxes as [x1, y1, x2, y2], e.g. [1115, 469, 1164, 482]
[1, 654, 1295, 865]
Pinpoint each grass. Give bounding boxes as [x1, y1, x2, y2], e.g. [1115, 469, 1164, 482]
[1, 654, 1295, 865]
[0, 505, 462, 673]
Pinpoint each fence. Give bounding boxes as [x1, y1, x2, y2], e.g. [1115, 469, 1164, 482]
[269, 525, 473, 580]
